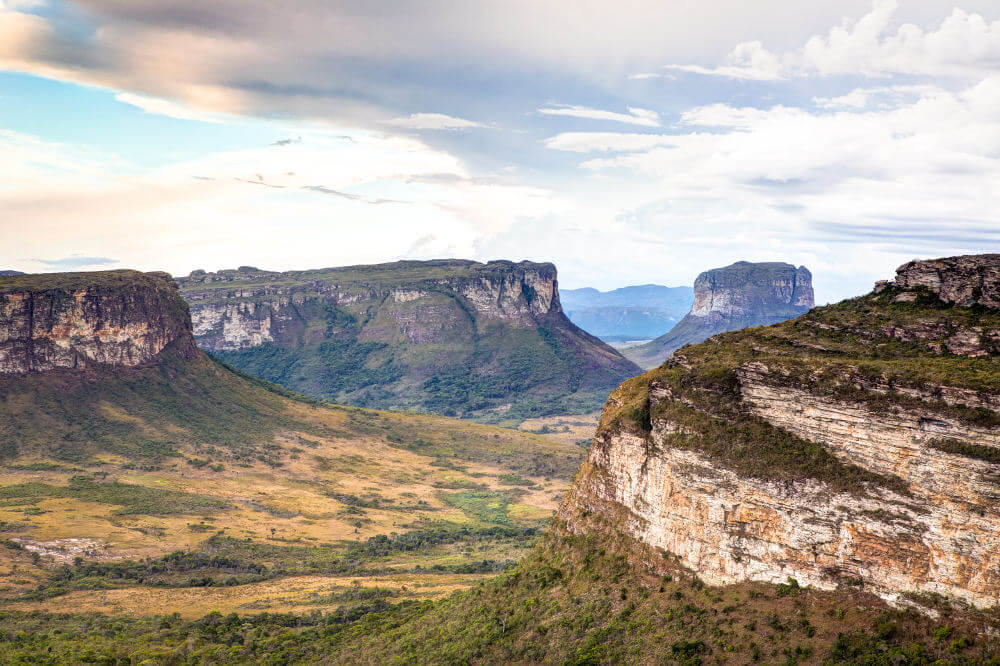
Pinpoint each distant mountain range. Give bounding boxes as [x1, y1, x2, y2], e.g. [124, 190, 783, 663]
[560, 284, 694, 341]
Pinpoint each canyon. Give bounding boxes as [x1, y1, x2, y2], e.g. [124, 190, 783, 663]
[562, 254, 1000, 609]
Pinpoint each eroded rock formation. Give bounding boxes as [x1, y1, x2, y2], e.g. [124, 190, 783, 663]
[562, 254, 1000, 608]
[626, 261, 813, 369]
[177, 260, 640, 418]
[0, 271, 193, 374]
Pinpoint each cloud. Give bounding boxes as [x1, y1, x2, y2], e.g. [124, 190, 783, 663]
[385, 113, 487, 130]
[664, 0, 1000, 80]
[0, 125, 558, 277]
[37, 256, 118, 269]
[544, 132, 675, 153]
[537, 105, 660, 127]
[812, 84, 941, 109]
[666, 40, 784, 80]
[544, 75, 1000, 283]
[114, 92, 226, 123]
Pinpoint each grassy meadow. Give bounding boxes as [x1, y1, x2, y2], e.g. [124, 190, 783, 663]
[0, 348, 586, 625]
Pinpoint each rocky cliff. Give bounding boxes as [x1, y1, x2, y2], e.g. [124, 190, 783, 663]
[625, 261, 813, 368]
[177, 260, 640, 421]
[561, 254, 1000, 609]
[0, 270, 194, 374]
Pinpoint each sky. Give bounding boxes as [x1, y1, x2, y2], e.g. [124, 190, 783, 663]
[2, 1, 1000, 303]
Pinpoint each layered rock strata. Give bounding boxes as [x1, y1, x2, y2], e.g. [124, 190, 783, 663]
[177, 260, 640, 417]
[626, 261, 813, 368]
[562, 254, 1000, 608]
[0, 271, 193, 374]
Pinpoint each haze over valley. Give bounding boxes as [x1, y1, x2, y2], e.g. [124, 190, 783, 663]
[3, 1, 1000, 663]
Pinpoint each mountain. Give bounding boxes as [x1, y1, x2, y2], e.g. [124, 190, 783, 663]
[625, 261, 814, 368]
[176, 260, 640, 422]
[8, 259, 1000, 664]
[0, 270, 24, 277]
[560, 284, 694, 340]
[0, 269, 585, 625]
[310, 254, 1000, 663]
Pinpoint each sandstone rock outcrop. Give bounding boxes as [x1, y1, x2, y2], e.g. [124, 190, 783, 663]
[561, 254, 1000, 609]
[177, 260, 640, 419]
[0, 271, 193, 374]
[877, 253, 1000, 310]
[625, 261, 813, 368]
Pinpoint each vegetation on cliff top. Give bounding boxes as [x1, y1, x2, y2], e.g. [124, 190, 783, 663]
[602, 286, 1000, 496]
[179, 260, 638, 423]
[0, 269, 175, 293]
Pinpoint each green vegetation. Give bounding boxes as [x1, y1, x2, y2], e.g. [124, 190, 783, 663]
[4, 527, 996, 664]
[0, 477, 228, 516]
[0, 344, 312, 462]
[178, 260, 639, 423]
[600, 286, 1000, 497]
[15, 526, 540, 602]
[440, 491, 514, 524]
[926, 438, 1000, 464]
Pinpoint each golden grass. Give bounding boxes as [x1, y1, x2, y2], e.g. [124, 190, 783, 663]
[5, 572, 489, 619]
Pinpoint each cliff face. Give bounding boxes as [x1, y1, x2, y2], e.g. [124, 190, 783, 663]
[626, 261, 813, 369]
[561, 254, 1000, 609]
[0, 271, 193, 374]
[177, 260, 640, 420]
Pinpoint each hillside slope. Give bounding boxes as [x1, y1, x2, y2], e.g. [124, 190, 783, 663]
[0, 270, 585, 619]
[568, 253, 1000, 608]
[309, 254, 1000, 664]
[177, 260, 640, 422]
[626, 261, 813, 368]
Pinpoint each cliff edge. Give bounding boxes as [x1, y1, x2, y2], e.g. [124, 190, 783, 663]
[177, 259, 640, 420]
[561, 254, 1000, 608]
[0, 270, 194, 374]
[626, 261, 814, 368]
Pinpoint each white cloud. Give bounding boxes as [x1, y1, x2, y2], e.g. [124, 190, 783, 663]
[0, 126, 557, 275]
[545, 76, 1000, 279]
[812, 84, 942, 109]
[544, 132, 674, 153]
[0, 0, 46, 10]
[538, 105, 660, 127]
[666, 40, 784, 80]
[384, 113, 488, 130]
[665, 0, 1000, 80]
[114, 92, 227, 123]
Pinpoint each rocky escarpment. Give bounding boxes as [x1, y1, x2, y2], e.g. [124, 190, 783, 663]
[177, 260, 640, 420]
[0, 271, 194, 374]
[626, 261, 813, 369]
[561, 254, 1000, 609]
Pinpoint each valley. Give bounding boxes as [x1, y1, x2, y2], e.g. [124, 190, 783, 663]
[0, 271, 583, 627]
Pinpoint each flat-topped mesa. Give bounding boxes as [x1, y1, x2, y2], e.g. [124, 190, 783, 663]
[562, 253, 1000, 609]
[689, 261, 814, 317]
[178, 260, 563, 352]
[625, 261, 813, 368]
[876, 253, 1000, 308]
[177, 259, 638, 418]
[0, 270, 194, 374]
